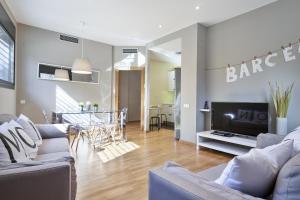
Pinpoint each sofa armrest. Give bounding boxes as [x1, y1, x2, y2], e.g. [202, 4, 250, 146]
[256, 133, 284, 149]
[149, 167, 263, 200]
[36, 124, 69, 139]
[0, 162, 71, 200]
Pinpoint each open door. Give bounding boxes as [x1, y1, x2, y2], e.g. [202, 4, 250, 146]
[114, 67, 145, 130]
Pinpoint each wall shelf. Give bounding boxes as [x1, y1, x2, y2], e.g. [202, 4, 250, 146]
[200, 109, 210, 112]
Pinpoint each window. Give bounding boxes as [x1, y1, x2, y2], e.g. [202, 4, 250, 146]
[0, 25, 14, 89]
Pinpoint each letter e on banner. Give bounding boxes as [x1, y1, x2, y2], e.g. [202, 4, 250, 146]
[283, 46, 296, 62]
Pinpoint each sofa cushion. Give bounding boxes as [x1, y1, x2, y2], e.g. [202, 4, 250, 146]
[17, 114, 43, 146]
[272, 153, 300, 200]
[35, 152, 72, 162]
[36, 124, 68, 139]
[37, 138, 69, 155]
[9, 120, 38, 159]
[0, 122, 32, 163]
[215, 140, 293, 198]
[284, 129, 300, 156]
[196, 164, 227, 181]
[159, 161, 263, 200]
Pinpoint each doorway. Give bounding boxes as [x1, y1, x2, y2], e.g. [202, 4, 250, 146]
[114, 68, 145, 129]
[147, 38, 182, 138]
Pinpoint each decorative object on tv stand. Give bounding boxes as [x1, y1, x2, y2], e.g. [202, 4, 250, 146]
[93, 103, 99, 112]
[200, 101, 210, 112]
[269, 82, 294, 135]
[79, 102, 84, 112]
[54, 68, 69, 81]
[72, 21, 92, 74]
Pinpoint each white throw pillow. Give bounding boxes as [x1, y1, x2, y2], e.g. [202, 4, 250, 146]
[215, 140, 293, 198]
[0, 122, 32, 163]
[17, 114, 42, 146]
[9, 120, 38, 159]
[284, 129, 300, 156]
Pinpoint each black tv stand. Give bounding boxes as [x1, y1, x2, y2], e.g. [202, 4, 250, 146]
[211, 131, 235, 137]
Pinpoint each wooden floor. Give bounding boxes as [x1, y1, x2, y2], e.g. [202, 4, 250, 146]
[73, 122, 232, 200]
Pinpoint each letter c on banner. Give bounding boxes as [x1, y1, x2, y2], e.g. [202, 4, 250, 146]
[265, 53, 278, 67]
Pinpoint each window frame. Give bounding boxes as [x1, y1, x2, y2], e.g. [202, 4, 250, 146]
[0, 21, 15, 90]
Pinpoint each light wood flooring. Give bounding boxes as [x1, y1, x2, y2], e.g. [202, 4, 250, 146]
[73, 122, 232, 200]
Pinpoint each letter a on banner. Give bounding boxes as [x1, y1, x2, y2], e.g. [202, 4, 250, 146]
[240, 63, 250, 79]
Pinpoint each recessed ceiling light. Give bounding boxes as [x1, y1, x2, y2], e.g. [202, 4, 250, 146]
[158, 24, 163, 28]
[195, 5, 200, 10]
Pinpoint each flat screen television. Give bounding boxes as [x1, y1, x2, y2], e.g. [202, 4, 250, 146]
[211, 102, 269, 137]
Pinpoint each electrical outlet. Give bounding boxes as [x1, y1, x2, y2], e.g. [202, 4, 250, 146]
[20, 99, 26, 105]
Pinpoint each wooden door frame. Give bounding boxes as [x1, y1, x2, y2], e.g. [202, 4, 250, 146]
[114, 66, 145, 130]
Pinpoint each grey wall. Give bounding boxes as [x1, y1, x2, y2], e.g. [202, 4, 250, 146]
[17, 24, 113, 123]
[119, 71, 141, 122]
[147, 24, 207, 143]
[207, 0, 300, 132]
[0, 0, 16, 115]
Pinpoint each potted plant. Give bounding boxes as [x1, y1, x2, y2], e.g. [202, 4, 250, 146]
[93, 103, 99, 112]
[79, 102, 84, 112]
[269, 82, 294, 135]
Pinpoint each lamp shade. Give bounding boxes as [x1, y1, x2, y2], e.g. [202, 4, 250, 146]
[72, 58, 92, 74]
[54, 69, 69, 81]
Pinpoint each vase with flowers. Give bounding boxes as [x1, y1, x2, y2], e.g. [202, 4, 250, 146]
[269, 82, 294, 135]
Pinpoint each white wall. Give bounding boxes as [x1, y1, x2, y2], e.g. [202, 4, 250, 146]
[0, 0, 17, 115]
[17, 24, 113, 123]
[149, 59, 175, 106]
[207, 0, 300, 132]
[147, 24, 207, 143]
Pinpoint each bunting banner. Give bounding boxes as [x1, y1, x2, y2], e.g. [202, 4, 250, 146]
[209, 39, 300, 83]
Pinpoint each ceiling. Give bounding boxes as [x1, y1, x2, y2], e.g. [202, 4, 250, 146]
[5, 0, 278, 46]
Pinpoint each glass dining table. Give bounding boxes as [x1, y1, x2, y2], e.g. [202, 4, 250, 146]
[52, 110, 119, 125]
[52, 110, 125, 151]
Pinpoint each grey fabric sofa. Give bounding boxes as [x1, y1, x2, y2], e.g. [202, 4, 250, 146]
[149, 133, 299, 200]
[0, 114, 77, 200]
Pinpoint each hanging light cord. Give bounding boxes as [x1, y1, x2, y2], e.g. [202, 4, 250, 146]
[81, 39, 84, 58]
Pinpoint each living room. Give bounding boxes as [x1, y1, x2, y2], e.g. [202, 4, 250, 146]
[0, 0, 300, 200]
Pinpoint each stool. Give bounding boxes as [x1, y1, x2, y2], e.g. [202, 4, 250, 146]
[160, 114, 167, 128]
[150, 116, 160, 131]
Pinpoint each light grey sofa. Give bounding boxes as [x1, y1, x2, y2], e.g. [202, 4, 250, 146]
[149, 133, 299, 200]
[0, 114, 77, 200]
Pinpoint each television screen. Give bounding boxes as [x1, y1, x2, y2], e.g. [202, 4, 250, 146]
[211, 102, 269, 137]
